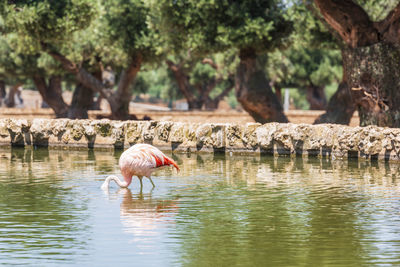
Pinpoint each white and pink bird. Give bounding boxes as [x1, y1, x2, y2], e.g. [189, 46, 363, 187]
[101, 144, 179, 190]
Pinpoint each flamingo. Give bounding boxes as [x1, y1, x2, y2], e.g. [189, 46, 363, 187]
[101, 144, 179, 190]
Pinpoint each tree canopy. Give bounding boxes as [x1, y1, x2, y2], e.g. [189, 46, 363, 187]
[157, 0, 292, 54]
[1, 0, 400, 127]
[3, 0, 162, 119]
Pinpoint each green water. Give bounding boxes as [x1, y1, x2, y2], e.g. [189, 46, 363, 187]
[0, 147, 399, 266]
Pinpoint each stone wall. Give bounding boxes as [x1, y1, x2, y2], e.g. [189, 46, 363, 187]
[0, 118, 399, 161]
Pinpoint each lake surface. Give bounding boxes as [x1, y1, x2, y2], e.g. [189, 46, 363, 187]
[0, 147, 400, 266]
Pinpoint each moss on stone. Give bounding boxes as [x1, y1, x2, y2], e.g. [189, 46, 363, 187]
[94, 121, 112, 137]
[125, 122, 142, 144]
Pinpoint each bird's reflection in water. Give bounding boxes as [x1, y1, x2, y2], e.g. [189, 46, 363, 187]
[104, 188, 179, 242]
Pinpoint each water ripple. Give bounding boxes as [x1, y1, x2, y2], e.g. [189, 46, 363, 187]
[0, 148, 400, 266]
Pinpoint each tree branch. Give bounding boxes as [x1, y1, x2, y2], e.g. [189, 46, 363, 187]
[204, 80, 217, 96]
[166, 60, 196, 103]
[32, 75, 48, 98]
[166, 60, 179, 72]
[378, 3, 400, 28]
[375, 3, 400, 43]
[41, 42, 78, 73]
[32, 75, 68, 116]
[116, 53, 142, 100]
[202, 58, 219, 70]
[304, 0, 344, 47]
[194, 84, 204, 95]
[213, 75, 234, 101]
[314, 0, 379, 47]
[42, 43, 112, 100]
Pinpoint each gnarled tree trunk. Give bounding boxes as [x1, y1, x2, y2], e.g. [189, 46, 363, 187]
[68, 84, 94, 119]
[108, 55, 142, 120]
[314, 81, 356, 124]
[274, 85, 282, 105]
[343, 44, 400, 127]
[33, 76, 69, 117]
[0, 80, 5, 106]
[68, 69, 102, 119]
[92, 95, 103, 110]
[315, 0, 400, 127]
[5, 83, 23, 108]
[166, 60, 203, 110]
[235, 48, 288, 123]
[44, 44, 141, 120]
[306, 84, 327, 110]
[203, 83, 234, 110]
[314, 48, 356, 124]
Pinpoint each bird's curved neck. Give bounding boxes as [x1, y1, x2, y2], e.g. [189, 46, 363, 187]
[101, 175, 129, 189]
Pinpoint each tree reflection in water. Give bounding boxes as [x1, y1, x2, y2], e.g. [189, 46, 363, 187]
[0, 147, 91, 265]
[170, 153, 400, 266]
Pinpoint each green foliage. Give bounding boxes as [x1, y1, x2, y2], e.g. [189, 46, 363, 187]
[169, 50, 237, 104]
[356, 0, 399, 21]
[288, 88, 309, 110]
[157, 0, 293, 55]
[0, 34, 43, 81]
[0, 1, 92, 86]
[264, 2, 343, 109]
[190, 51, 237, 95]
[4, 0, 162, 70]
[0, 30, 76, 88]
[102, 0, 161, 61]
[135, 50, 238, 107]
[4, 0, 96, 52]
[267, 48, 342, 89]
[227, 90, 238, 109]
[134, 67, 177, 100]
[325, 83, 338, 100]
[287, 3, 339, 49]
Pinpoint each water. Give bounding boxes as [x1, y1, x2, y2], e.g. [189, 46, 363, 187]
[0, 147, 400, 266]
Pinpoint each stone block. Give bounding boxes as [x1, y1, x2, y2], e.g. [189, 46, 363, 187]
[125, 121, 153, 146]
[255, 123, 278, 151]
[242, 123, 261, 150]
[210, 124, 226, 149]
[195, 123, 213, 149]
[153, 121, 174, 148]
[357, 125, 383, 157]
[90, 120, 125, 148]
[0, 119, 10, 144]
[30, 119, 51, 146]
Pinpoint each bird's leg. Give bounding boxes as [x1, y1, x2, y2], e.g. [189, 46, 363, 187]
[138, 176, 143, 191]
[148, 176, 155, 188]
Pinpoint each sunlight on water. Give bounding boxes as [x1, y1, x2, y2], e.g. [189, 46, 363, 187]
[0, 147, 400, 266]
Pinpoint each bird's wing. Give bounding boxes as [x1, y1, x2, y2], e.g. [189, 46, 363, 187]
[151, 152, 180, 171]
[120, 144, 180, 173]
[146, 147, 180, 171]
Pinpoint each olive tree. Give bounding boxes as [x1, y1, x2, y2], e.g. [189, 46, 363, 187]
[157, 0, 292, 123]
[165, 51, 236, 110]
[313, 0, 400, 127]
[4, 0, 160, 120]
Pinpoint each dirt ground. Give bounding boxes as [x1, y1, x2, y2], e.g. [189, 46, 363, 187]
[0, 89, 359, 126]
